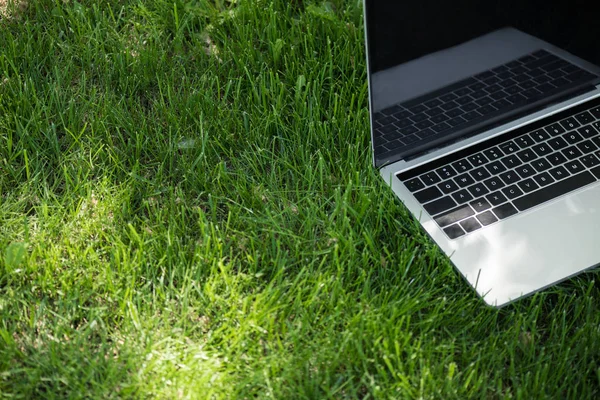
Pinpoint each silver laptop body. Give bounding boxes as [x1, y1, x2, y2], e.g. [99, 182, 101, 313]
[364, 1, 600, 306]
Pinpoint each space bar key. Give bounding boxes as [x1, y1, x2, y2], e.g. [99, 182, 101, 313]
[513, 171, 596, 212]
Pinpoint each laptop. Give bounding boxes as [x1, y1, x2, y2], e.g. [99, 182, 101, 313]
[363, 0, 600, 306]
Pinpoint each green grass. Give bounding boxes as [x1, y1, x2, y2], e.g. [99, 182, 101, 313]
[0, 0, 599, 398]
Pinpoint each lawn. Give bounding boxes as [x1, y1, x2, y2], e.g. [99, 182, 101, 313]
[1, 0, 599, 398]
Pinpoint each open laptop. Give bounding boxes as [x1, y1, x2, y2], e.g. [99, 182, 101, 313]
[363, 1, 600, 306]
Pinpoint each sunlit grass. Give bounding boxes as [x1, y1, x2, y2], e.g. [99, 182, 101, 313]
[1, 0, 599, 398]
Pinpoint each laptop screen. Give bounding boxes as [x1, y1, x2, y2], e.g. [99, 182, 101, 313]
[366, 0, 600, 167]
[366, 1, 600, 74]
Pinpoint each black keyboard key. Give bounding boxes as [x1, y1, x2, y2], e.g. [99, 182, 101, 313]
[431, 114, 450, 124]
[477, 105, 497, 115]
[374, 137, 388, 147]
[377, 125, 398, 135]
[452, 189, 474, 205]
[577, 140, 597, 154]
[522, 88, 542, 99]
[424, 107, 444, 117]
[398, 125, 419, 136]
[507, 94, 527, 104]
[439, 180, 460, 194]
[424, 196, 457, 216]
[564, 131, 584, 145]
[499, 171, 521, 185]
[562, 146, 583, 160]
[491, 91, 509, 100]
[486, 160, 507, 175]
[475, 96, 494, 106]
[462, 103, 478, 112]
[424, 99, 443, 108]
[452, 159, 474, 173]
[384, 140, 404, 150]
[532, 158, 552, 172]
[560, 117, 581, 131]
[516, 148, 536, 162]
[547, 136, 568, 151]
[455, 173, 476, 188]
[455, 96, 474, 106]
[533, 172, 555, 187]
[505, 85, 521, 95]
[404, 177, 425, 192]
[477, 211, 498, 226]
[455, 87, 472, 97]
[491, 99, 512, 109]
[501, 154, 523, 169]
[565, 159, 585, 174]
[532, 143, 553, 157]
[547, 152, 567, 166]
[463, 111, 481, 121]
[493, 203, 518, 220]
[515, 164, 536, 178]
[440, 93, 458, 102]
[469, 82, 486, 91]
[484, 84, 503, 94]
[513, 171, 596, 211]
[514, 135, 535, 148]
[499, 78, 518, 88]
[470, 198, 492, 212]
[581, 154, 600, 168]
[447, 116, 467, 127]
[483, 147, 503, 160]
[415, 120, 434, 130]
[378, 116, 397, 126]
[545, 123, 566, 137]
[518, 178, 539, 193]
[575, 111, 595, 125]
[414, 186, 444, 203]
[420, 171, 442, 186]
[393, 110, 414, 120]
[460, 217, 482, 233]
[446, 108, 465, 118]
[519, 80, 537, 89]
[531, 129, 550, 142]
[537, 83, 557, 93]
[416, 128, 435, 138]
[589, 106, 600, 119]
[441, 101, 460, 111]
[471, 166, 492, 181]
[444, 224, 465, 239]
[432, 122, 452, 133]
[578, 125, 598, 139]
[502, 185, 524, 199]
[408, 104, 428, 114]
[484, 176, 505, 191]
[591, 165, 600, 179]
[533, 74, 552, 84]
[410, 113, 429, 123]
[467, 183, 489, 197]
[434, 204, 475, 227]
[499, 141, 519, 154]
[436, 165, 458, 179]
[468, 153, 489, 166]
[548, 165, 570, 181]
[486, 191, 508, 206]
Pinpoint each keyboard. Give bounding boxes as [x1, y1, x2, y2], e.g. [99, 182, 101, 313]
[397, 99, 600, 239]
[373, 50, 598, 165]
